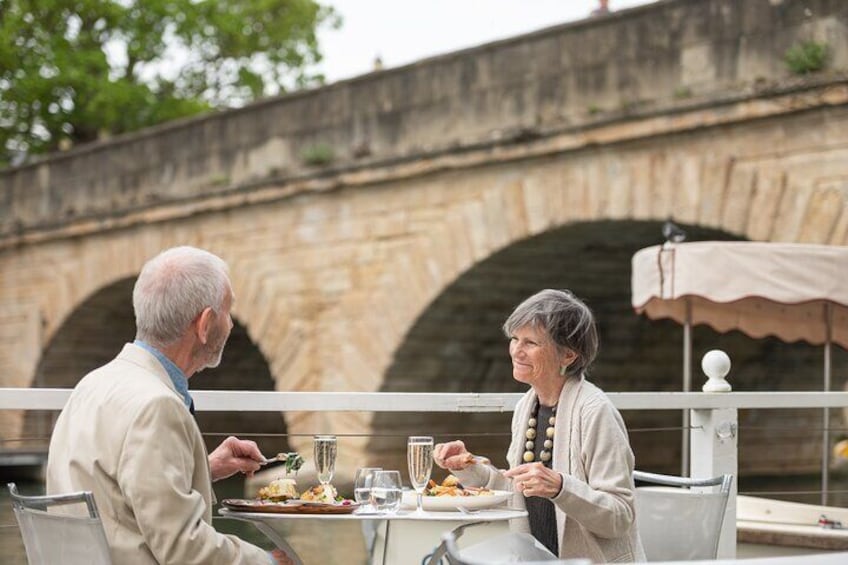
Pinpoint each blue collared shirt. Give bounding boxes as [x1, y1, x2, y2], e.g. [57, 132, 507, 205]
[134, 340, 192, 410]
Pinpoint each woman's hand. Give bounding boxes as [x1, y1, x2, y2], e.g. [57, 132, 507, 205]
[503, 462, 563, 499]
[208, 435, 263, 481]
[433, 440, 475, 470]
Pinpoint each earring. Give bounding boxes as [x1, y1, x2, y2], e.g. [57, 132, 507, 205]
[559, 365, 568, 376]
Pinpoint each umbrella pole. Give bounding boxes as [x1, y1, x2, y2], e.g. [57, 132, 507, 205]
[682, 301, 692, 478]
[822, 303, 833, 506]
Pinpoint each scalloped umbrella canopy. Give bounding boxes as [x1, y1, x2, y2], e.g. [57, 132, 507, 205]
[632, 241, 848, 348]
[632, 240, 848, 497]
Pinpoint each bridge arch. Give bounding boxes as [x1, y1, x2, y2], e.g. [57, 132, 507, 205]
[366, 218, 848, 474]
[362, 218, 739, 470]
[21, 269, 287, 458]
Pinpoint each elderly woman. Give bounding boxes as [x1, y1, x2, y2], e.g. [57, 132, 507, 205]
[434, 289, 645, 562]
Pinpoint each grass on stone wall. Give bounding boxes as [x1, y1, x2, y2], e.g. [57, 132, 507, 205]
[785, 40, 828, 75]
[301, 142, 335, 167]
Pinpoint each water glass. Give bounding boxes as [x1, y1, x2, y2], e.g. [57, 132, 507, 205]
[370, 470, 402, 514]
[353, 467, 382, 510]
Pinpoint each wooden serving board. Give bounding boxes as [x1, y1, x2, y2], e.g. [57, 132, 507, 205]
[222, 498, 359, 514]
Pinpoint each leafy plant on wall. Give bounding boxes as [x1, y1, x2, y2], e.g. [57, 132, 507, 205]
[784, 40, 828, 75]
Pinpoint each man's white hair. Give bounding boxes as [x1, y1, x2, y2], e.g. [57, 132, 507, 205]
[133, 246, 230, 348]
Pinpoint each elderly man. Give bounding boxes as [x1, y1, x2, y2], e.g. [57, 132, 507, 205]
[47, 246, 290, 564]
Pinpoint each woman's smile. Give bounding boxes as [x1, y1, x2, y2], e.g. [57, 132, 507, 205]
[509, 325, 560, 385]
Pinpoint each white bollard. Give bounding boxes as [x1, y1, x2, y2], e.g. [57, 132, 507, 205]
[701, 349, 732, 392]
[691, 349, 738, 558]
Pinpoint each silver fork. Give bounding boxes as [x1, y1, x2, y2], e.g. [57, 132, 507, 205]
[260, 452, 304, 472]
[260, 452, 288, 465]
[457, 504, 522, 515]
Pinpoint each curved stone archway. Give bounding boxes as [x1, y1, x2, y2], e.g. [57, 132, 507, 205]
[22, 275, 287, 458]
[364, 219, 742, 471]
[368, 219, 848, 475]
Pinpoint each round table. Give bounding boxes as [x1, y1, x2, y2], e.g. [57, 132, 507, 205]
[219, 506, 527, 565]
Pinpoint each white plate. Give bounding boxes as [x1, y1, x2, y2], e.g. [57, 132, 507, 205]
[401, 489, 512, 511]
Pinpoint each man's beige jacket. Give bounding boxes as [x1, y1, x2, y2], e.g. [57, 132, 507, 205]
[47, 343, 269, 564]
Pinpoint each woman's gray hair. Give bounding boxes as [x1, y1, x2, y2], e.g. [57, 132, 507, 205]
[502, 289, 599, 377]
[133, 246, 230, 348]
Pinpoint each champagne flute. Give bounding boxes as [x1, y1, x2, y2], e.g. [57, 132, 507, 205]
[313, 435, 337, 487]
[353, 466, 382, 511]
[407, 436, 434, 514]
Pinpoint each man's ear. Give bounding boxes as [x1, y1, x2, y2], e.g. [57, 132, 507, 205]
[196, 307, 214, 344]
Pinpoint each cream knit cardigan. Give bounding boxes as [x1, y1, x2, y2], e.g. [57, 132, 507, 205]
[455, 375, 646, 563]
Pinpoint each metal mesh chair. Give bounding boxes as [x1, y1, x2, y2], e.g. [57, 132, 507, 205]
[425, 520, 578, 565]
[7, 482, 113, 565]
[439, 524, 592, 565]
[633, 470, 733, 561]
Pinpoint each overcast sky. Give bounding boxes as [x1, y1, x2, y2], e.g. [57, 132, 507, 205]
[313, 0, 657, 83]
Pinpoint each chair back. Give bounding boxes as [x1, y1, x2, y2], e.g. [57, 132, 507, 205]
[633, 470, 733, 561]
[434, 521, 585, 565]
[7, 482, 113, 565]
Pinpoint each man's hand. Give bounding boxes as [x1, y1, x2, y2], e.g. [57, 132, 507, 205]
[208, 436, 264, 481]
[270, 549, 295, 565]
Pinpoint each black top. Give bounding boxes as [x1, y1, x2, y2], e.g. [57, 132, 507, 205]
[526, 402, 559, 556]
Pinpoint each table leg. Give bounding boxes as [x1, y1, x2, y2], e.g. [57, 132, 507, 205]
[361, 519, 381, 562]
[381, 520, 391, 565]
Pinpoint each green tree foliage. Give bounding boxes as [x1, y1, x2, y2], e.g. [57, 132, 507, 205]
[0, 0, 338, 166]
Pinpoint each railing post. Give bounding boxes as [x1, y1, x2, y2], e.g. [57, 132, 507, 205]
[690, 350, 737, 558]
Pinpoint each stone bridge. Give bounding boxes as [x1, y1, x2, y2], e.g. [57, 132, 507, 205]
[2, 0, 848, 476]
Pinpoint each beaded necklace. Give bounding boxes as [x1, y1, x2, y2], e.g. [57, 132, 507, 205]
[522, 400, 556, 463]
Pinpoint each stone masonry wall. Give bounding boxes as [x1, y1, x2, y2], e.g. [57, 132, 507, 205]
[3, 97, 848, 474]
[1, 0, 847, 242]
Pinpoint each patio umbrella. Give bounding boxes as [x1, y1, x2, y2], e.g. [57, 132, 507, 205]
[631, 241, 848, 503]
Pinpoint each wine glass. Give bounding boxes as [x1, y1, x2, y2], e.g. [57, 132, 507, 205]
[407, 436, 434, 514]
[353, 466, 382, 511]
[313, 435, 337, 487]
[370, 470, 402, 514]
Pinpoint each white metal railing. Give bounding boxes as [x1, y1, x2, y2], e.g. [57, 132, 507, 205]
[4, 388, 848, 412]
[3, 386, 848, 559]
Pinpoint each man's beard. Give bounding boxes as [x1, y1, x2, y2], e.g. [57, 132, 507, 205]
[200, 322, 229, 370]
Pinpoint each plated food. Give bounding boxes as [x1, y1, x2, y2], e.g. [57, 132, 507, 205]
[398, 475, 511, 511]
[425, 475, 495, 497]
[401, 489, 512, 512]
[257, 478, 299, 502]
[257, 478, 341, 502]
[300, 483, 339, 504]
[251, 478, 350, 510]
[232, 448, 354, 513]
